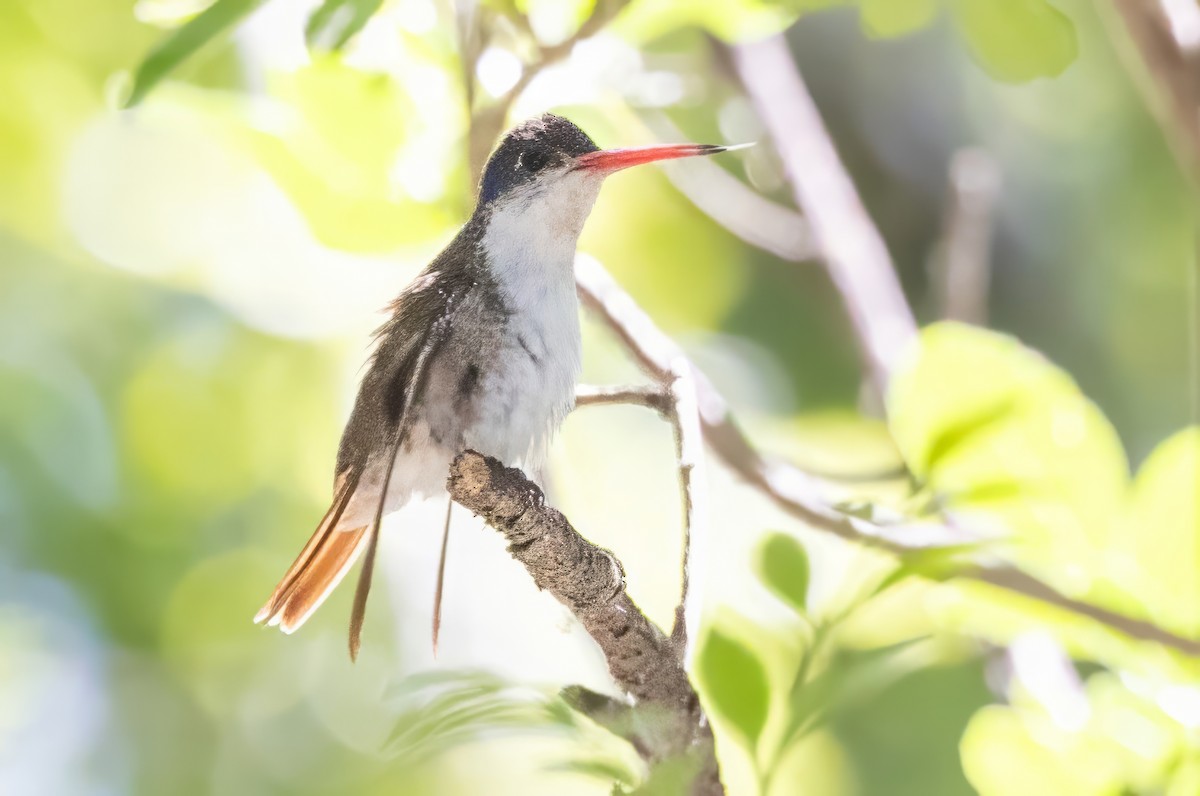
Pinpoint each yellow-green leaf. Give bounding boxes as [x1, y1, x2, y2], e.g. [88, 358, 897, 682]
[240, 58, 459, 251]
[305, 0, 385, 52]
[697, 628, 770, 747]
[1116, 427, 1200, 637]
[961, 705, 1115, 795]
[757, 532, 811, 614]
[126, 0, 265, 107]
[951, 0, 1078, 83]
[887, 323, 1128, 568]
[859, 0, 938, 39]
[616, 0, 803, 44]
[962, 673, 1184, 795]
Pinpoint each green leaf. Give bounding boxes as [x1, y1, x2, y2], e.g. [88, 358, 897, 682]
[305, 0, 384, 52]
[757, 532, 811, 614]
[786, 637, 927, 742]
[786, 0, 853, 11]
[615, 0, 803, 44]
[1115, 427, 1200, 637]
[626, 753, 704, 796]
[887, 322, 1128, 567]
[961, 673, 1173, 795]
[126, 0, 266, 107]
[517, 0, 599, 40]
[697, 628, 770, 747]
[873, 542, 986, 595]
[951, 0, 1078, 83]
[919, 397, 1017, 474]
[546, 757, 639, 788]
[384, 671, 576, 764]
[859, 0, 938, 39]
[240, 57, 447, 252]
[962, 706, 1070, 795]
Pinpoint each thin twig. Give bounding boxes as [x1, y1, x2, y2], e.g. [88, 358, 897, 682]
[574, 378, 708, 663]
[575, 383, 669, 412]
[661, 159, 814, 262]
[466, 0, 631, 181]
[933, 148, 1002, 325]
[447, 451, 723, 795]
[455, 0, 480, 115]
[575, 255, 953, 550]
[729, 35, 917, 398]
[664, 365, 706, 662]
[968, 566, 1200, 655]
[456, 0, 1200, 668]
[575, 254, 1200, 657]
[1107, 0, 1200, 183]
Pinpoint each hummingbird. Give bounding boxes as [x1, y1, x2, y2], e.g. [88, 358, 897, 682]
[253, 113, 739, 659]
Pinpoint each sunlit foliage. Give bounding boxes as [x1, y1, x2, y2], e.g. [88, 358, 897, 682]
[1, 0, 1196, 794]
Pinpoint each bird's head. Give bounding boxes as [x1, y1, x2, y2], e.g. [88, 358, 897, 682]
[475, 114, 737, 242]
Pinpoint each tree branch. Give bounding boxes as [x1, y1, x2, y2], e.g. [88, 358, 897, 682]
[575, 383, 669, 412]
[575, 254, 1200, 657]
[446, 451, 723, 795]
[574, 378, 709, 663]
[729, 34, 918, 398]
[932, 148, 1001, 325]
[466, 0, 632, 182]
[1105, 0, 1200, 429]
[576, 254, 958, 552]
[1107, 0, 1200, 184]
[643, 112, 817, 263]
[664, 366, 707, 659]
[453, 0, 1200, 745]
[969, 566, 1200, 654]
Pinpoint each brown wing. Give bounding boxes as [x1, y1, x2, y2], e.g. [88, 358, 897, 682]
[254, 262, 476, 653]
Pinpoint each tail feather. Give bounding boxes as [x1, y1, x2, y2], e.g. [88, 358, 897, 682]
[255, 470, 368, 634]
[272, 526, 368, 633]
[348, 439, 401, 661]
[431, 497, 453, 656]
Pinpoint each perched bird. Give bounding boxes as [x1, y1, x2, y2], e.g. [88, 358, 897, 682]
[254, 113, 738, 659]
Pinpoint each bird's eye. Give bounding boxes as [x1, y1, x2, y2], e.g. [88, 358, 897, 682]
[522, 150, 548, 173]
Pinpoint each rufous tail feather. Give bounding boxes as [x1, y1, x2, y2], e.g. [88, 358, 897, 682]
[254, 471, 367, 634]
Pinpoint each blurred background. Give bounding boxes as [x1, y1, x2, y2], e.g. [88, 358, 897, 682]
[1, 0, 1197, 793]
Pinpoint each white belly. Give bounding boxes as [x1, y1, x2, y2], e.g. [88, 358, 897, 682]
[339, 284, 580, 532]
[469, 192, 585, 468]
[465, 298, 580, 467]
[341, 174, 593, 529]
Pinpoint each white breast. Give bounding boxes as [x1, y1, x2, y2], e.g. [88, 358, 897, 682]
[465, 173, 600, 466]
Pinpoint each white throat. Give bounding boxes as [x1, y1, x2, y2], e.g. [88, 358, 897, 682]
[480, 169, 603, 312]
[473, 169, 602, 465]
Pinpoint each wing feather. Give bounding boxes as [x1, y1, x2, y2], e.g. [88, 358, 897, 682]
[347, 303, 456, 659]
[255, 264, 475, 655]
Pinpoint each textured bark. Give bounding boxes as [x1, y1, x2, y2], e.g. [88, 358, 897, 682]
[447, 451, 722, 795]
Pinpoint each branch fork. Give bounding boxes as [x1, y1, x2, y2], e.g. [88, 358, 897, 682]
[447, 450, 723, 795]
[447, 15, 1200, 795]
